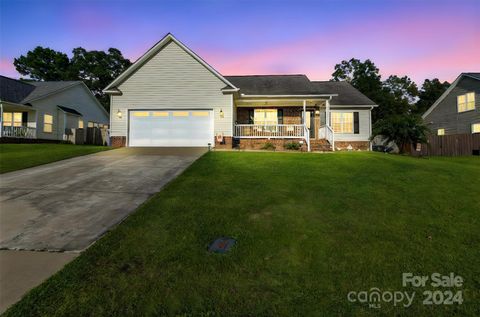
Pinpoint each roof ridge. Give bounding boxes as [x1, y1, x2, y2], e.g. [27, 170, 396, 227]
[225, 74, 308, 77]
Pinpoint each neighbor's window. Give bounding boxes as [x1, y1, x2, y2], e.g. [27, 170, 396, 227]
[457, 92, 475, 112]
[254, 109, 277, 125]
[472, 123, 480, 134]
[88, 121, 94, 128]
[2, 112, 22, 127]
[44, 114, 53, 133]
[437, 128, 445, 136]
[331, 112, 354, 133]
[78, 119, 84, 129]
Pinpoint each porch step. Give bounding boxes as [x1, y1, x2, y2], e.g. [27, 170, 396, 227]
[310, 139, 332, 152]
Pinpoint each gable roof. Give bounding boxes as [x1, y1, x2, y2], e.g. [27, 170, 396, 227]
[422, 72, 480, 119]
[58, 105, 82, 116]
[104, 33, 238, 92]
[225, 75, 332, 96]
[311, 81, 376, 106]
[0, 75, 36, 103]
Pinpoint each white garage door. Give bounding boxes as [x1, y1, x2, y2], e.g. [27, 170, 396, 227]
[129, 110, 214, 147]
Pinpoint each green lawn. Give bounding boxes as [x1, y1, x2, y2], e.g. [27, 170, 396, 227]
[5, 152, 480, 316]
[0, 144, 110, 173]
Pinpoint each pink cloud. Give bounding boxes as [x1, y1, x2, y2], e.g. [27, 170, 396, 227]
[0, 58, 19, 78]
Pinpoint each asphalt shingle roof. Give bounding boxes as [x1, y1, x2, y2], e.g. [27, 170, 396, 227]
[0, 76, 36, 104]
[0, 76, 81, 104]
[225, 75, 322, 95]
[311, 81, 376, 105]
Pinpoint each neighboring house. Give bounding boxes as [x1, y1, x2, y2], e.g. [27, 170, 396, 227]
[0, 76, 109, 143]
[104, 33, 377, 151]
[423, 73, 480, 136]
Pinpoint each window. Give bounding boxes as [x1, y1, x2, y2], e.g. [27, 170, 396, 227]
[457, 92, 475, 112]
[133, 112, 149, 117]
[254, 109, 277, 125]
[192, 111, 209, 117]
[173, 111, 189, 117]
[2, 112, 22, 127]
[153, 111, 169, 117]
[78, 119, 84, 129]
[43, 114, 53, 133]
[331, 112, 354, 133]
[88, 121, 94, 128]
[472, 123, 480, 134]
[437, 128, 445, 136]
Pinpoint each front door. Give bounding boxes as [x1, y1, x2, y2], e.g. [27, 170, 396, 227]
[305, 111, 315, 138]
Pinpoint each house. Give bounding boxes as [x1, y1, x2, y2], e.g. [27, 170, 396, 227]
[104, 33, 377, 151]
[0, 76, 109, 143]
[423, 73, 480, 136]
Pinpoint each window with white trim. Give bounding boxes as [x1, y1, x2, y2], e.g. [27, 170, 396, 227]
[437, 128, 445, 136]
[78, 119, 84, 129]
[457, 92, 475, 112]
[472, 123, 480, 134]
[331, 112, 354, 133]
[43, 114, 53, 133]
[254, 109, 277, 125]
[2, 112, 22, 127]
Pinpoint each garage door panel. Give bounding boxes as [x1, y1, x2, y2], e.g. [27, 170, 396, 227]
[129, 110, 213, 147]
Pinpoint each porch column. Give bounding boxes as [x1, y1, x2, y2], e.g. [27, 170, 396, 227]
[326, 98, 331, 126]
[303, 100, 306, 124]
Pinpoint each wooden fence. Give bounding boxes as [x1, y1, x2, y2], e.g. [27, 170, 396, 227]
[412, 133, 480, 156]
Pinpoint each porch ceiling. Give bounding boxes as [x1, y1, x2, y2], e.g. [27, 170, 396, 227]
[235, 98, 326, 107]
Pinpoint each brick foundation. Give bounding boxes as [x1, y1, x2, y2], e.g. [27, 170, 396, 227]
[111, 136, 126, 147]
[214, 136, 233, 149]
[234, 138, 308, 151]
[334, 141, 370, 151]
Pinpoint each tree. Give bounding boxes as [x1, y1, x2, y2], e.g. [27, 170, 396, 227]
[372, 114, 429, 153]
[380, 75, 419, 117]
[414, 78, 450, 115]
[14, 47, 71, 81]
[70, 48, 132, 110]
[13, 47, 132, 111]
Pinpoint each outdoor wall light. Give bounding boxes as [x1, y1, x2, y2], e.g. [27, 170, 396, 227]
[116, 109, 122, 119]
[219, 109, 224, 118]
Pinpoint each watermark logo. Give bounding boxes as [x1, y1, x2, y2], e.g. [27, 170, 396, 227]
[347, 273, 464, 309]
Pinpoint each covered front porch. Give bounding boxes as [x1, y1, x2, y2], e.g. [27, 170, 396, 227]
[233, 97, 334, 151]
[0, 102, 37, 139]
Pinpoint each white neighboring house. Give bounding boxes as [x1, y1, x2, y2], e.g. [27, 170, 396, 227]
[0, 76, 109, 142]
[105, 33, 377, 151]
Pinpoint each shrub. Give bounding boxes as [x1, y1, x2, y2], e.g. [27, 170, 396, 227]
[285, 141, 301, 150]
[261, 142, 276, 151]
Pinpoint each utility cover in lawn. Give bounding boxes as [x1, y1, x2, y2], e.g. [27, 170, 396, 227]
[208, 237, 236, 253]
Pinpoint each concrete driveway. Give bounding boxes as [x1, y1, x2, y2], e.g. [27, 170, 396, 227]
[0, 147, 206, 251]
[0, 147, 206, 312]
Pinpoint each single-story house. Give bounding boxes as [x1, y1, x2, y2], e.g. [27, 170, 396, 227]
[0, 76, 109, 143]
[104, 33, 377, 151]
[423, 73, 480, 136]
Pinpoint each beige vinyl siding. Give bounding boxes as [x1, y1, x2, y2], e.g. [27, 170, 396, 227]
[330, 109, 371, 141]
[110, 40, 232, 137]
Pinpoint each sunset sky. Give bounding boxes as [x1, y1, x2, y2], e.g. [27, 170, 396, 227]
[0, 0, 479, 84]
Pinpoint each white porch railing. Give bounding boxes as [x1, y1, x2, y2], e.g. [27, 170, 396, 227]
[319, 124, 335, 151]
[234, 124, 306, 138]
[234, 124, 311, 151]
[1, 126, 36, 139]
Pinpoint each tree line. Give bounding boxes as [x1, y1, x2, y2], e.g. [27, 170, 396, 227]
[14, 49, 449, 151]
